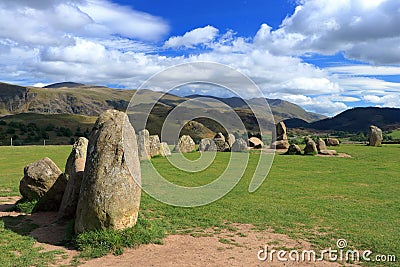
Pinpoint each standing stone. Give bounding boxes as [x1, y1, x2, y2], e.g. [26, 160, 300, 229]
[304, 138, 318, 155]
[138, 129, 151, 160]
[35, 173, 68, 212]
[325, 138, 340, 146]
[199, 138, 217, 152]
[19, 157, 64, 201]
[316, 138, 327, 151]
[368, 125, 383, 146]
[271, 121, 290, 149]
[227, 134, 236, 148]
[159, 142, 171, 157]
[149, 135, 161, 157]
[173, 135, 195, 153]
[231, 138, 248, 152]
[75, 110, 141, 234]
[213, 133, 229, 152]
[58, 137, 88, 220]
[286, 144, 302, 155]
[249, 137, 264, 149]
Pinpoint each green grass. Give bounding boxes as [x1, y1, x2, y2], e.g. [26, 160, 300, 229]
[0, 144, 399, 266]
[0, 145, 71, 196]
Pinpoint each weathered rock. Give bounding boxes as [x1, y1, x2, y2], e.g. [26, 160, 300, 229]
[271, 140, 290, 149]
[19, 157, 64, 201]
[137, 129, 151, 161]
[286, 144, 302, 155]
[174, 135, 195, 153]
[304, 138, 318, 155]
[275, 121, 288, 141]
[316, 138, 327, 151]
[227, 134, 235, 148]
[214, 132, 225, 142]
[231, 138, 248, 152]
[249, 137, 263, 149]
[214, 139, 230, 152]
[199, 138, 217, 152]
[149, 135, 161, 157]
[35, 173, 68, 212]
[325, 138, 340, 146]
[159, 142, 171, 157]
[319, 150, 337, 156]
[58, 137, 88, 220]
[368, 125, 383, 147]
[75, 110, 141, 234]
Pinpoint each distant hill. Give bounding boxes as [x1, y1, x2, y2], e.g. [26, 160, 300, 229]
[284, 107, 400, 132]
[43, 82, 86, 88]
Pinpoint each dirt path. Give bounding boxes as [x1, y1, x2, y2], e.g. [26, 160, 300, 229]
[1, 197, 352, 266]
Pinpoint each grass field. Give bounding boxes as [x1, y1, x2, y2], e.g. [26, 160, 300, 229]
[0, 144, 399, 266]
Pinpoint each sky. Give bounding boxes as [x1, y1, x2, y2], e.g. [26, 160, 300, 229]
[0, 0, 400, 116]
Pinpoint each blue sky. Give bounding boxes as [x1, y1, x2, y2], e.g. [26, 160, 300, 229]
[0, 0, 400, 116]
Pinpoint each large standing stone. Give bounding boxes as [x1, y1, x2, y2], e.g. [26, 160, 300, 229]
[35, 173, 68, 212]
[271, 121, 290, 149]
[286, 144, 302, 155]
[304, 138, 318, 155]
[58, 137, 88, 220]
[137, 129, 150, 161]
[316, 138, 327, 151]
[173, 135, 195, 153]
[325, 138, 340, 146]
[249, 137, 263, 149]
[19, 157, 64, 201]
[75, 110, 141, 234]
[199, 138, 217, 152]
[159, 142, 171, 157]
[227, 134, 236, 148]
[368, 125, 383, 147]
[149, 135, 161, 157]
[231, 138, 248, 152]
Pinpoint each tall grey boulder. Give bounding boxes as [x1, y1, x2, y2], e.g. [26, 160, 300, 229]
[173, 135, 195, 153]
[368, 125, 383, 146]
[58, 137, 88, 220]
[75, 110, 141, 234]
[137, 129, 151, 161]
[316, 138, 327, 151]
[231, 138, 248, 152]
[149, 135, 161, 157]
[304, 138, 318, 155]
[159, 142, 171, 157]
[271, 121, 289, 149]
[199, 138, 217, 152]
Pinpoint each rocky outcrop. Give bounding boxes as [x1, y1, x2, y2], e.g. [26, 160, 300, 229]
[368, 125, 383, 146]
[58, 137, 88, 220]
[174, 135, 195, 153]
[249, 137, 263, 149]
[199, 138, 217, 152]
[137, 129, 151, 161]
[75, 110, 141, 234]
[231, 138, 248, 152]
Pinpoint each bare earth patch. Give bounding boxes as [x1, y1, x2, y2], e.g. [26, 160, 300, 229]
[1, 197, 355, 266]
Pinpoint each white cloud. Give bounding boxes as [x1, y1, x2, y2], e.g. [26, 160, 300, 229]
[328, 65, 400, 76]
[164, 26, 219, 49]
[362, 94, 400, 108]
[254, 0, 400, 64]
